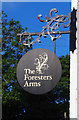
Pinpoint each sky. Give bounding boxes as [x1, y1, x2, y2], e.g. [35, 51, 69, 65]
[2, 2, 71, 57]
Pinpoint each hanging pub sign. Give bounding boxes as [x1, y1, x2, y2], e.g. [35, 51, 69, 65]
[17, 8, 71, 95]
[17, 48, 62, 95]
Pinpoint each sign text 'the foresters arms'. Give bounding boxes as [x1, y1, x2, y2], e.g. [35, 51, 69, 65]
[24, 69, 53, 87]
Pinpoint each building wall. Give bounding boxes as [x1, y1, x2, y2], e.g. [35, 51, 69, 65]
[77, 1, 79, 119]
[70, 0, 77, 119]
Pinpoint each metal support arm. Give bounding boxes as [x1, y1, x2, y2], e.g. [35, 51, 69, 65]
[17, 8, 71, 48]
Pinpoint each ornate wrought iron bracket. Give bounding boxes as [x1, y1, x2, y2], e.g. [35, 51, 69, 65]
[17, 8, 71, 49]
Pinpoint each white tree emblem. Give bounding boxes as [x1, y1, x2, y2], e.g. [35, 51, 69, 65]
[34, 52, 49, 74]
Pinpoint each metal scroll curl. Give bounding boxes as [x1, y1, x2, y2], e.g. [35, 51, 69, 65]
[17, 8, 71, 49]
[38, 8, 71, 28]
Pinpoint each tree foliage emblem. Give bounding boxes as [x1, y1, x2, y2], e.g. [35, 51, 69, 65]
[34, 52, 49, 74]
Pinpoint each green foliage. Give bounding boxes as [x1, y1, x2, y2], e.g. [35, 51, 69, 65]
[2, 11, 30, 116]
[2, 11, 70, 120]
